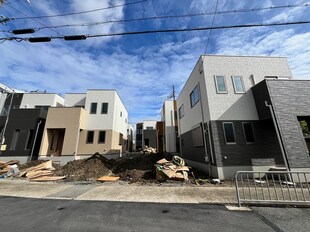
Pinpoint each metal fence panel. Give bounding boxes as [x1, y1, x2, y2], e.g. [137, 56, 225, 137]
[235, 171, 310, 207]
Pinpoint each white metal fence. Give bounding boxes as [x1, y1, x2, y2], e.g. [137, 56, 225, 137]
[235, 171, 310, 207]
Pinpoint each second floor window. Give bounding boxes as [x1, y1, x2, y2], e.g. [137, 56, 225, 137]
[90, 103, 97, 114]
[101, 103, 108, 114]
[232, 76, 245, 93]
[179, 104, 184, 119]
[215, 76, 227, 93]
[190, 85, 200, 107]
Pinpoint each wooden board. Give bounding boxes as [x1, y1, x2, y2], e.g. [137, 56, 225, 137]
[26, 170, 53, 179]
[20, 160, 55, 177]
[156, 158, 169, 164]
[31, 176, 66, 181]
[97, 176, 120, 182]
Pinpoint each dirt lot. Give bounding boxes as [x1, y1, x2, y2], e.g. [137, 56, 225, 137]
[17, 153, 234, 186]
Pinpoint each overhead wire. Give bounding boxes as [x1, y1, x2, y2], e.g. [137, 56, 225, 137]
[3, 2, 63, 36]
[12, 0, 148, 20]
[1, 20, 309, 42]
[203, 0, 219, 55]
[9, 2, 309, 22]
[1, 2, 308, 33]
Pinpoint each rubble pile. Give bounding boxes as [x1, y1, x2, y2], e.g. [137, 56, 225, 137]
[0, 160, 20, 178]
[19, 160, 65, 181]
[142, 146, 156, 154]
[155, 156, 190, 181]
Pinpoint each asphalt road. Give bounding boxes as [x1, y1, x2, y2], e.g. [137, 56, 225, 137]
[1, 196, 309, 232]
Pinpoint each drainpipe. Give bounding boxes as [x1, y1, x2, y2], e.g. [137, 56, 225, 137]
[30, 120, 42, 162]
[198, 82, 212, 177]
[74, 119, 81, 160]
[206, 121, 214, 164]
[265, 101, 290, 171]
[1, 91, 14, 145]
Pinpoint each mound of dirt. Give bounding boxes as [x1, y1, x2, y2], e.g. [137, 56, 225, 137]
[55, 154, 114, 181]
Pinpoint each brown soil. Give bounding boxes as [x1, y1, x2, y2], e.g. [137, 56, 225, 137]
[18, 153, 215, 185]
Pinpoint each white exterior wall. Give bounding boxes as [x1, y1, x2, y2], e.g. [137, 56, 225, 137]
[177, 58, 210, 134]
[177, 55, 292, 134]
[114, 92, 128, 139]
[162, 100, 177, 152]
[20, 93, 64, 108]
[85, 90, 128, 138]
[64, 93, 86, 107]
[203, 55, 292, 121]
[143, 120, 157, 129]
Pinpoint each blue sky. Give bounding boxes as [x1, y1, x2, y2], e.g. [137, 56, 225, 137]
[0, 0, 309, 125]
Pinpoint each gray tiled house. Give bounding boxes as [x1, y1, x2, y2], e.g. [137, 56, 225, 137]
[177, 55, 310, 179]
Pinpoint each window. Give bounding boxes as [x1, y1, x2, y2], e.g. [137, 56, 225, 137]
[192, 124, 203, 147]
[179, 104, 184, 119]
[215, 76, 227, 93]
[98, 131, 106, 143]
[146, 126, 153, 130]
[101, 103, 108, 114]
[242, 122, 255, 143]
[222, 122, 236, 144]
[190, 85, 200, 107]
[90, 103, 97, 114]
[86, 131, 94, 143]
[26, 129, 34, 150]
[10, 129, 20, 150]
[119, 133, 123, 145]
[232, 76, 245, 93]
[120, 111, 122, 117]
[50, 130, 57, 150]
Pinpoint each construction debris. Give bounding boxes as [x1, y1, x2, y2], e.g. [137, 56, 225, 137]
[19, 160, 65, 181]
[97, 176, 120, 182]
[0, 160, 20, 178]
[155, 156, 189, 181]
[143, 146, 156, 154]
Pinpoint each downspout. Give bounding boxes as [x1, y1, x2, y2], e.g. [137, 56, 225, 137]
[177, 109, 183, 157]
[265, 101, 290, 171]
[30, 120, 42, 162]
[74, 119, 81, 160]
[198, 82, 211, 176]
[1, 91, 14, 145]
[206, 121, 214, 164]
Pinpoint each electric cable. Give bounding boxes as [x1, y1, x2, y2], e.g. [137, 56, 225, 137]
[1, 20, 309, 42]
[13, 0, 148, 20]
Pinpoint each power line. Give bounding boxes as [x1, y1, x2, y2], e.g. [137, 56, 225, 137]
[12, 0, 148, 20]
[203, 0, 219, 55]
[1, 20, 309, 43]
[4, 3, 63, 36]
[2, 2, 308, 33]
[9, 2, 309, 22]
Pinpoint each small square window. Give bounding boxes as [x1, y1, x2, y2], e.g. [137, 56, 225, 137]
[179, 104, 184, 119]
[86, 131, 94, 143]
[190, 85, 200, 107]
[232, 76, 245, 93]
[101, 103, 108, 114]
[242, 122, 255, 143]
[98, 131, 106, 143]
[223, 122, 236, 144]
[90, 103, 97, 114]
[215, 76, 227, 93]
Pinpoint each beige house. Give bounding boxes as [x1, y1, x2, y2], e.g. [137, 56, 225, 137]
[39, 90, 129, 164]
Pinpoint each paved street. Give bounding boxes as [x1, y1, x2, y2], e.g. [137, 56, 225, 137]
[1, 196, 310, 232]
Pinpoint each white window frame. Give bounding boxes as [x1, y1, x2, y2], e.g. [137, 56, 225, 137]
[232, 76, 245, 94]
[222, 122, 236, 144]
[242, 122, 255, 144]
[190, 85, 200, 107]
[179, 104, 184, 119]
[214, 75, 228, 94]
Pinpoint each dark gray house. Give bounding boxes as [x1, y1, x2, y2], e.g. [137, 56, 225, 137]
[176, 55, 309, 179]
